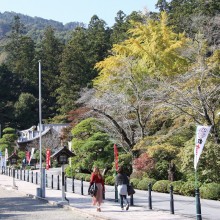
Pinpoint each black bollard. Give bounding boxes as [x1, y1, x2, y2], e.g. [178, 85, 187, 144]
[17, 169, 19, 179]
[103, 191, 105, 200]
[72, 177, 75, 193]
[170, 185, 174, 214]
[20, 169, 22, 180]
[57, 175, 60, 190]
[24, 170, 26, 181]
[81, 178, 84, 195]
[46, 174, 48, 187]
[115, 184, 118, 202]
[65, 176, 67, 192]
[31, 171, 33, 183]
[195, 188, 202, 220]
[36, 172, 38, 184]
[148, 183, 152, 210]
[130, 183, 134, 206]
[51, 175, 53, 189]
[27, 170, 29, 182]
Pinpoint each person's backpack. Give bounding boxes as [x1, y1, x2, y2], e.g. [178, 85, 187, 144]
[88, 182, 98, 197]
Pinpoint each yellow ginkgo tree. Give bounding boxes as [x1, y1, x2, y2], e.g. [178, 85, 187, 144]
[94, 11, 191, 91]
[85, 12, 192, 153]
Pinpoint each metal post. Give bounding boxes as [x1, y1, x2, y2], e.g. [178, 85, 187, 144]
[20, 169, 22, 180]
[148, 183, 152, 210]
[72, 177, 74, 193]
[65, 176, 67, 192]
[130, 183, 134, 206]
[115, 184, 118, 202]
[195, 188, 202, 220]
[24, 170, 26, 181]
[170, 185, 174, 214]
[81, 178, 84, 195]
[12, 168, 17, 189]
[36, 172, 38, 184]
[38, 60, 45, 198]
[31, 171, 33, 183]
[61, 165, 65, 201]
[27, 170, 29, 182]
[57, 175, 60, 190]
[51, 174, 53, 189]
[46, 174, 48, 187]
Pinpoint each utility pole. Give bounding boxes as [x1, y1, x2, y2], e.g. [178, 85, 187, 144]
[37, 60, 45, 198]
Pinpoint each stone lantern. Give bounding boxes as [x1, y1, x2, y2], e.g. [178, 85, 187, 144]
[51, 146, 75, 204]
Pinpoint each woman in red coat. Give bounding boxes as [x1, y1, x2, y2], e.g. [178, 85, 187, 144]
[90, 167, 105, 212]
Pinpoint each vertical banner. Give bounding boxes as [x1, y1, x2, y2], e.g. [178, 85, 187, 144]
[5, 148, 8, 162]
[26, 151, 30, 164]
[29, 148, 35, 165]
[46, 149, 51, 170]
[68, 141, 72, 167]
[114, 144, 119, 170]
[194, 125, 211, 170]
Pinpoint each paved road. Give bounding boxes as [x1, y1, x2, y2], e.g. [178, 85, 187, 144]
[0, 185, 94, 220]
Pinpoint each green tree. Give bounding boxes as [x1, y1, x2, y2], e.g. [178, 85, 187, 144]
[71, 118, 113, 173]
[110, 10, 130, 44]
[58, 16, 111, 116]
[86, 15, 111, 79]
[14, 93, 38, 129]
[0, 64, 21, 128]
[0, 127, 17, 156]
[38, 26, 64, 120]
[57, 27, 89, 116]
[160, 0, 220, 34]
[5, 16, 37, 94]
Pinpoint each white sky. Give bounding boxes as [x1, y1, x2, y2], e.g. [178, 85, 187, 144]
[0, 0, 159, 26]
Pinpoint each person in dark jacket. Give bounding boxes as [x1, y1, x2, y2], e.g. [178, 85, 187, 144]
[115, 166, 129, 210]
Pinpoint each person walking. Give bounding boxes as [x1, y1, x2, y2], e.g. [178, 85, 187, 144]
[115, 166, 129, 211]
[90, 167, 105, 212]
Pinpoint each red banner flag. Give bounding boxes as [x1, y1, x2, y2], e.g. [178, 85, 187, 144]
[25, 151, 30, 164]
[46, 149, 51, 170]
[114, 144, 119, 170]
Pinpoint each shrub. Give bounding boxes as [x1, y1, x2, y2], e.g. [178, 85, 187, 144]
[85, 175, 91, 182]
[130, 178, 140, 189]
[105, 176, 115, 185]
[180, 181, 202, 196]
[137, 178, 157, 190]
[152, 180, 171, 193]
[170, 180, 185, 194]
[65, 166, 76, 177]
[130, 171, 147, 179]
[200, 183, 220, 200]
[74, 173, 90, 181]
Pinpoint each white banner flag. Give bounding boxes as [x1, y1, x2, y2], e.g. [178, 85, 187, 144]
[194, 125, 211, 170]
[5, 148, 8, 162]
[29, 148, 35, 165]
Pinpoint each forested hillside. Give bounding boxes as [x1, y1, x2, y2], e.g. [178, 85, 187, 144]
[0, 11, 85, 37]
[0, 0, 220, 197]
